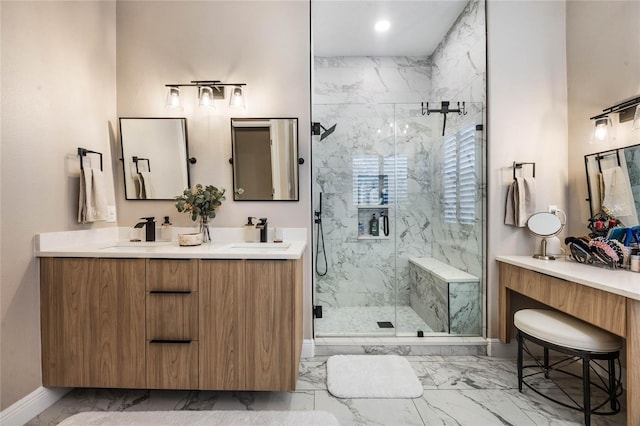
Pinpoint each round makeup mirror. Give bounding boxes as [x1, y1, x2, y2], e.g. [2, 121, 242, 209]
[527, 211, 565, 260]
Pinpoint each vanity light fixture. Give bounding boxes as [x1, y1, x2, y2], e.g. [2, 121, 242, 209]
[164, 80, 246, 110]
[590, 94, 640, 141]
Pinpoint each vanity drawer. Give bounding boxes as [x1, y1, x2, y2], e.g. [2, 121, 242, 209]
[146, 340, 198, 389]
[146, 292, 198, 340]
[146, 259, 198, 291]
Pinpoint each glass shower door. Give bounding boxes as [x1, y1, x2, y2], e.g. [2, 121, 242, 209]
[312, 103, 398, 336]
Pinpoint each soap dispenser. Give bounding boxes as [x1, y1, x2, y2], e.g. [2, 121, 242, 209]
[160, 216, 173, 241]
[244, 217, 258, 242]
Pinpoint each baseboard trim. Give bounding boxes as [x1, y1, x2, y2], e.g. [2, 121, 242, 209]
[487, 338, 517, 358]
[301, 339, 315, 358]
[0, 386, 71, 426]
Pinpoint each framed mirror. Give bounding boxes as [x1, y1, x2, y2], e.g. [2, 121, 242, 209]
[119, 117, 191, 200]
[584, 143, 640, 227]
[231, 118, 299, 201]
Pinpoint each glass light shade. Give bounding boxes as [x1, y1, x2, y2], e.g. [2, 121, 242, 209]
[198, 86, 215, 109]
[633, 105, 640, 131]
[165, 87, 182, 109]
[229, 86, 246, 110]
[590, 116, 614, 144]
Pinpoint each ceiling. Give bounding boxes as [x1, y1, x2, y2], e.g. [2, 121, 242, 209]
[312, 0, 469, 57]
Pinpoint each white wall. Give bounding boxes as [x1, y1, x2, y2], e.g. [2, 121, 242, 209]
[115, 1, 313, 336]
[566, 0, 640, 236]
[0, 1, 117, 410]
[486, 0, 568, 337]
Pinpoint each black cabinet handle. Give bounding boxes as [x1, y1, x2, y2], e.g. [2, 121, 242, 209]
[149, 339, 192, 344]
[149, 290, 191, 294]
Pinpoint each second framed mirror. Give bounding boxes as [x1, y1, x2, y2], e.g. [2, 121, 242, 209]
[231, 118, 299, 201]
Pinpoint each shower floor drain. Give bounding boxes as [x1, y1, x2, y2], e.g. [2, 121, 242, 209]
[377, 321, 394, 328]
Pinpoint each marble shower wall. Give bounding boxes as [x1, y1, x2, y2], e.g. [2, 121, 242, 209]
[312, 0, 486, 328]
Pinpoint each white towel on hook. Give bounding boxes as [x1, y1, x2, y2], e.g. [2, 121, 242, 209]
[504, 177, 536, 227]
[78, 167, 108, 223]
[602, 166, 634, 218]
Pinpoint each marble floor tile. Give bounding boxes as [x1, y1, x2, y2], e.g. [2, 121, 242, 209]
[315, 390, 425, 426]
[26, 356, 627, 426]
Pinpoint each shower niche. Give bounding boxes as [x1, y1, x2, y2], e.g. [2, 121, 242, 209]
[356, 174, 390, 240]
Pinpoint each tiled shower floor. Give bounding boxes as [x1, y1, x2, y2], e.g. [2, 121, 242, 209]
[314, 305, 435, 336]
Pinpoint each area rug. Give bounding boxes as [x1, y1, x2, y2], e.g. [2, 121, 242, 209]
[57, 410, 339, 425]
[326, 354, 423, 398]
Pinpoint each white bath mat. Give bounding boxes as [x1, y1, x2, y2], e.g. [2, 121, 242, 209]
[327, 354, 423, 398]
[57, 410, 339, 425]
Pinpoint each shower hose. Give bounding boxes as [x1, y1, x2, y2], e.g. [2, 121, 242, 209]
[315, 212, 328, 276]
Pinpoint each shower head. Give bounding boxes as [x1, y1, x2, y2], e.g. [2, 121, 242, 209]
[320, 123, 336, 141]
[312, 122, 337, 141]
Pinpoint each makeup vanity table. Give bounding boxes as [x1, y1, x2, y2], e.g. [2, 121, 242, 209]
[497, 256, 639, 426]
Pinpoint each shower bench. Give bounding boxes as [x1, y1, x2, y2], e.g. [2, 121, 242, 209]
[409, 257, 481, 335]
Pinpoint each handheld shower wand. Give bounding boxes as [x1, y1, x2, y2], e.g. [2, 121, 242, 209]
[314, 192, 328, 276]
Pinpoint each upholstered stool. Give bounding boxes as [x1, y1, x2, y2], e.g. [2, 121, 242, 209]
[514, 309, 623, 426]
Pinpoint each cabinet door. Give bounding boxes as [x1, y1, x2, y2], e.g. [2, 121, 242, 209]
[199, 260, 245, 390]
[245, 259, 297, 391]
[40, 258, 146, 388]
[88, 259, 146, 388]
[41, 258, 97, 387]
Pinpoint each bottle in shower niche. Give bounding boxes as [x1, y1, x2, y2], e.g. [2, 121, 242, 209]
[369, 214, 379, 236]
[358, 221, 365, 236]
[379, 212, 385, 236]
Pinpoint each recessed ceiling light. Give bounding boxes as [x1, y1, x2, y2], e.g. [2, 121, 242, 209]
[374, 20, 390, 32]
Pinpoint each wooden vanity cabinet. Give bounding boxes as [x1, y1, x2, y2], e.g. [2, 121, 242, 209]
[199, 259, 303, 391]
[146, 259, 198, 389]
[40, 258, 146, 388]
[40, 256, 302, 391]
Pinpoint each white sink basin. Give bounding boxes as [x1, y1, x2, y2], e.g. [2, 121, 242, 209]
[228, 242, 291, 249]
[100, 241, 174, 250]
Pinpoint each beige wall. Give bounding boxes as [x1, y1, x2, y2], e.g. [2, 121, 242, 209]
[0, 1, 117, 410]
[566, 0, 640, 236]
[486, 0, 569, 338]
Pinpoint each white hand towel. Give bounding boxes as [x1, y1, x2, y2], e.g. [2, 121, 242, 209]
[602, 166, 634, 217]
[78, 167, 108, 223]
[518, 177, 536, 227]
[504, 180, 517, 226]
[88, 168, 108, 221]
[77, 168, 88, 223]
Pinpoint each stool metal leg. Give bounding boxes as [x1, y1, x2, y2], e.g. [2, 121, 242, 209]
[544, 346, 549, 379]
[517, 331, 523, 392]
[608, 358, 618, 412]
[583, 356, 591, 426]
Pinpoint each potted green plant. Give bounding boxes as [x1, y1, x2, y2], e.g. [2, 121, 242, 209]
[175, 184, 226, 243]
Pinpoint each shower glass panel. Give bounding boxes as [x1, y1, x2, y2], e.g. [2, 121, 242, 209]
[312, 102, 484, 338]
[313, 103, 398, 336]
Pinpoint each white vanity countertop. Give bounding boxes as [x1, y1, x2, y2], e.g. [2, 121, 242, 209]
[496, 255, 640, 301]
[35, 227, 307, 260]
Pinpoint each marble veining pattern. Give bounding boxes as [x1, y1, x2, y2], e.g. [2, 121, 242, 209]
[28, 355, 626, 426]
